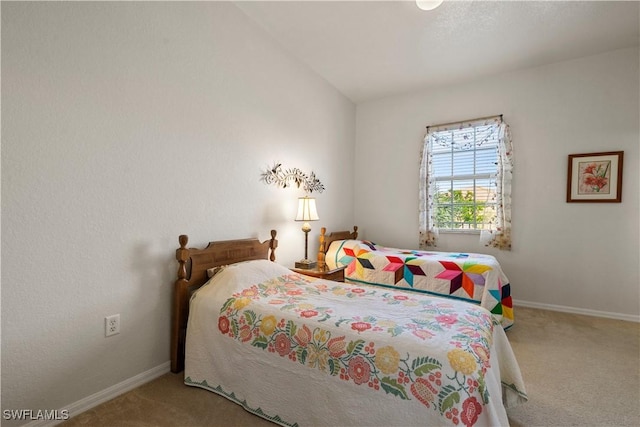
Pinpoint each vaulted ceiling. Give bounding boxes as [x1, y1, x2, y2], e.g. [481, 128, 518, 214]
[236, 0, 640, 103]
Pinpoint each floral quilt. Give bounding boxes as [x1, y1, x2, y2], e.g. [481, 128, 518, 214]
[325, 240, 514, 329]
[184, 260, 526, 427]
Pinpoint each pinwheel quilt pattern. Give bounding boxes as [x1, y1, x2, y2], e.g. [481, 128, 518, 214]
[325, 240, 514, 329]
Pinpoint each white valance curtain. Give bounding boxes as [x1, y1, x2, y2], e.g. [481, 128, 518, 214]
[419, 116, 514, 250]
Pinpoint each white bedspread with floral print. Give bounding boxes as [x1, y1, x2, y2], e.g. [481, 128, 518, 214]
[185, 260, 527, 427]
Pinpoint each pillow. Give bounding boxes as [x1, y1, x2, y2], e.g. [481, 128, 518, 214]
[206, 265, 228, 278]
[200, 259, 292, 297]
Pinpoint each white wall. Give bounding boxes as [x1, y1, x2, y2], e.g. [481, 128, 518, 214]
[355, 47, 639, 319]
[1, 1, 355, 420]
[2, 0, 638, 421]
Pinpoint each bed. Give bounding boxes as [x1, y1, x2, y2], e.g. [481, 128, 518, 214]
[172, 231, 527, 427]
[320, 227, 515, 330]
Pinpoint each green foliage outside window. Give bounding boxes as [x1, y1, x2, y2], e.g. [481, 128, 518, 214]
[435, 190, 492, 229]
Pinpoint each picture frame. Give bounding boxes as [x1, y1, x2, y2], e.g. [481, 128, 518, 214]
[567, 151, 623, 203]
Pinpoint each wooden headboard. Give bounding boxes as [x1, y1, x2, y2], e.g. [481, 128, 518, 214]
[317, 226, 358, 269]
[171, 230, 278, 373]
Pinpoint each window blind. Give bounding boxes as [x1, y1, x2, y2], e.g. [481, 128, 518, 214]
[429, 123, 500, 230]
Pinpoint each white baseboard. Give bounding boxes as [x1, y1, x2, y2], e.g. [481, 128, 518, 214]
[514, 299, 640, 323]
[24, 361, 171, 427]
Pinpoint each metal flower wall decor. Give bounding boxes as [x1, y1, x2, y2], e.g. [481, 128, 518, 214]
[260, 163, 325, 194]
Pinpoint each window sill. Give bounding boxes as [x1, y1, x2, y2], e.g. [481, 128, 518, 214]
[438, 229, 481, 235]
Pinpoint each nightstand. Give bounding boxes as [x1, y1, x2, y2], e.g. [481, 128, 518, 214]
[292, 265, 346, 282]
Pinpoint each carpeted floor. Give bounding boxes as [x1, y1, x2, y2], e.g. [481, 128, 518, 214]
[62, 307, 639, 427]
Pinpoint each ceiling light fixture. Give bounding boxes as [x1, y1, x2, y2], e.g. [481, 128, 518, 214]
[416, 0, 444, 11]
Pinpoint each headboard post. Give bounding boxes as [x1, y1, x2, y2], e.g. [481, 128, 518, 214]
[171, 234, 190, 373]
[176, 235, 189, 280]
[270, 229, 278, 261]
[318, 227, 327, 269]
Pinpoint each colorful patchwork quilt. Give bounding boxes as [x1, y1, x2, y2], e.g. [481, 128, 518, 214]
[325, 240, 514, 329]
[185, 260, 527, 427]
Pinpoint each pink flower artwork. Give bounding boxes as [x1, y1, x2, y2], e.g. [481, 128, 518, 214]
[578, 161, 610, 194]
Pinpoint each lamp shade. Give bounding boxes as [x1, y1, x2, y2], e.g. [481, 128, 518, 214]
[295, 197, 319, 222]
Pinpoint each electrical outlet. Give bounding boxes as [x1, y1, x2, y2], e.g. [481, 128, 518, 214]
[105, 314, 120, 337]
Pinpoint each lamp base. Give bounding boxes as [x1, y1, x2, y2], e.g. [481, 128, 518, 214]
[295, 259, 317, 269]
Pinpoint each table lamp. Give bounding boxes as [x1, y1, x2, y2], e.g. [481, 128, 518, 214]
[294, 196, 319, 269]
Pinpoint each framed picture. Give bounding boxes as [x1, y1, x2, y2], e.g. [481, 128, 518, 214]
[567, 151, 623, 203]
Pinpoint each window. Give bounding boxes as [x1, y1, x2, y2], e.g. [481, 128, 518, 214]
[430, 123, 498, 230]
[419, 116, 513, 250]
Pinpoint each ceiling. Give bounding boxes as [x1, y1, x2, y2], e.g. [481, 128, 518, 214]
[235, 0, 639, 103]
